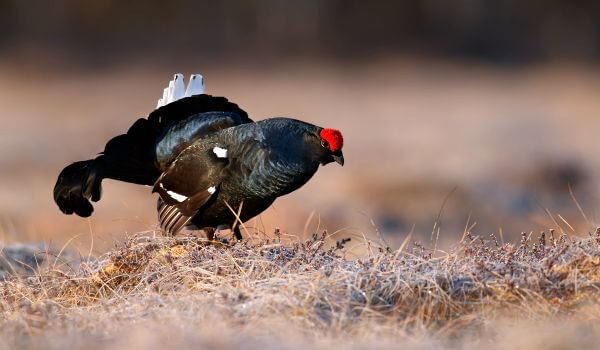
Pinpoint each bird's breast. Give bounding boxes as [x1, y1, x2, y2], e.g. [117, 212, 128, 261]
[225, 154, 318, 200]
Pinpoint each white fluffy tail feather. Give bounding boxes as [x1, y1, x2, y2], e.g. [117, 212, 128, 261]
[184, 74, 204, 97]
[156, 73, 205, 109]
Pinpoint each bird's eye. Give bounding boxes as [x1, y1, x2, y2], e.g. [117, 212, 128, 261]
[321, 139, 329, 149]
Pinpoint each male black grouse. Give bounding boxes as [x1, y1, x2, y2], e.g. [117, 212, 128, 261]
[53, 73, 344, 239]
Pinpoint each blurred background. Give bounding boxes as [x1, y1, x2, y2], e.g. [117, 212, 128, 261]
[1, 0, 600, 252]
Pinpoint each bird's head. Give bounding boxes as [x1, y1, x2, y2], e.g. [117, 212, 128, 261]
[308, 128, 344, 166]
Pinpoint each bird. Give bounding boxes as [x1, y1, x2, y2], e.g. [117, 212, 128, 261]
[53, 73, 344, 239]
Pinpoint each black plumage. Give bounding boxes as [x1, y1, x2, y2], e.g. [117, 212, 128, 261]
[54, 94, 344, 238]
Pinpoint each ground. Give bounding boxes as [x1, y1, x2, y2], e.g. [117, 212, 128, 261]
[2, 227, 600, 349]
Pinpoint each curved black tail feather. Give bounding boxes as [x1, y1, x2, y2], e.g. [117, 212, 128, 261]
[53, 159, 103, 217]
[53, 118, 164, 217]
[53, 127, 163, 217]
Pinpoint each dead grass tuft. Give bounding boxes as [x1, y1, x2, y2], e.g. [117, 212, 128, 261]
[2, 228, 600, 349]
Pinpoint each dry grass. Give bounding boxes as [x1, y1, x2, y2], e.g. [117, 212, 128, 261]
[2, 227, 600, 349]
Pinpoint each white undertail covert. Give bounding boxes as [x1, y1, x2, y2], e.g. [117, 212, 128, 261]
[156, 73, 205, 108]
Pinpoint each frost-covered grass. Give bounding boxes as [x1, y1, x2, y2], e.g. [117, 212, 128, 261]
[2, 228, 600, 349]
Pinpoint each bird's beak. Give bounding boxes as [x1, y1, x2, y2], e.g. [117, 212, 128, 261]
[333, 152, 344, 166]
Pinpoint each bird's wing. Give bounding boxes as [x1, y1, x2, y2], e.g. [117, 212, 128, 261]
[155, 110, 248, 169]
[151, 94, 252, 169]
[152, 142, 228, 235]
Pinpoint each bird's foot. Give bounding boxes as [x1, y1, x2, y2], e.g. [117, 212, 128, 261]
[201, 227, 216, 241]
[213, 225, 243, 245]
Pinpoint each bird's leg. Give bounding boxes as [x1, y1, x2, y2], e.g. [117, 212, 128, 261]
[203, 227, 216, 241]
[233, 226, 243, 241]
[210, 224, 235, 243]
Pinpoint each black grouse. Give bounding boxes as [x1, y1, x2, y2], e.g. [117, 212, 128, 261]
[53, 74, 344, 239]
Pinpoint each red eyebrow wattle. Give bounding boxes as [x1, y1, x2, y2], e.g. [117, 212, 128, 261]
[320, 128, 343, 152]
